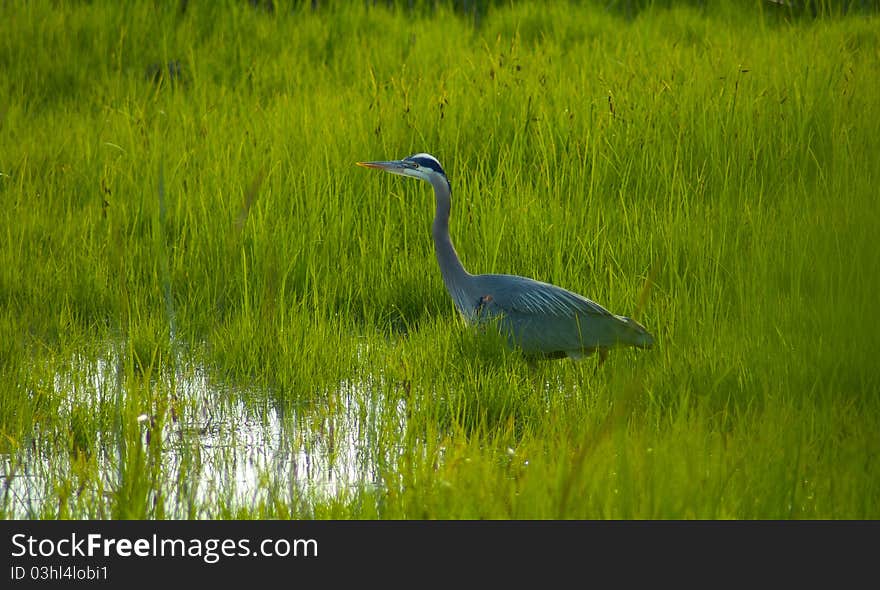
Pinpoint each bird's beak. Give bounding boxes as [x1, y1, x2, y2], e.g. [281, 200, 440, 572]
[356, 160, 414, 175]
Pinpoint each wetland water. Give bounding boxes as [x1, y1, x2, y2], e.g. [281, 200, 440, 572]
[1, 347, 406, 518]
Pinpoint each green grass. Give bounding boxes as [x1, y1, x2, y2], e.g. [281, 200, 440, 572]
[1, 0, 878, 519]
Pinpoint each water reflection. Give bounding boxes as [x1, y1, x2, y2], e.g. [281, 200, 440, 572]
[0, 348, 405, 518]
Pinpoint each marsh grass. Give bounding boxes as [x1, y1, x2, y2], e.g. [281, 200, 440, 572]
[1, 1, 878, 518]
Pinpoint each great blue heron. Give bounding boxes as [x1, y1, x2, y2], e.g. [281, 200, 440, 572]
[357, 153, 654, 361]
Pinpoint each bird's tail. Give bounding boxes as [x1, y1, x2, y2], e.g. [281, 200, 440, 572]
[614, 315, 655, 349]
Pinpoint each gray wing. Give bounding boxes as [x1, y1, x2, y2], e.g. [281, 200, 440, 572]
[471, 274, 643, 357]
[473, 273, 613, 318]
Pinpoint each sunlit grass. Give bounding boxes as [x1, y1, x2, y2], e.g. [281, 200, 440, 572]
[1, 1, 878, 519]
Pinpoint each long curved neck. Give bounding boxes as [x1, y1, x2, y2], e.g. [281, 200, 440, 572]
[428, 175, 471, 312]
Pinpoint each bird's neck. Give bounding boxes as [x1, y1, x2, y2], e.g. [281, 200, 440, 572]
[429, 176, 471, 312]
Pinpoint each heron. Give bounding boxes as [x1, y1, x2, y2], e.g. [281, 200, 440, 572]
[357, 153, 654, 361]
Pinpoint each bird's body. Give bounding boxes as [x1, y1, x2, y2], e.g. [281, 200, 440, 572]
[464, 272, 653, 359]
[357, 153, 654, 360]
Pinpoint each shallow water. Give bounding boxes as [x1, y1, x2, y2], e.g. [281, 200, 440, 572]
[0, 347, 405, 518]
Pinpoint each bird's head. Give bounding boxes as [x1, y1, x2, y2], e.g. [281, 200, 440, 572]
[357, 153, 447, 184]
